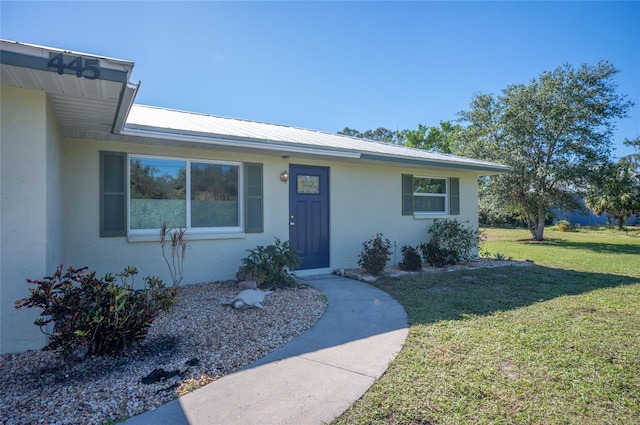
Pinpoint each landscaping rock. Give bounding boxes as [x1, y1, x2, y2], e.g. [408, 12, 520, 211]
[238, 280, 258, 290]
[0, 281, 326, 425]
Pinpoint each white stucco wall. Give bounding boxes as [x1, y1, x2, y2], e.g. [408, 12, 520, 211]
[290, 158, 480, 272]
[0, 34, 505, 358]
[46, 96, 65, 276]
[62, 140, 293, 286]
[0, 86, 54, 353]
[1, 105, 482, 354]
[62, 141, 481, 286]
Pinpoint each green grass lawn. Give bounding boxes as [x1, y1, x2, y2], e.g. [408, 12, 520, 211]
[334, 227, 640, 425]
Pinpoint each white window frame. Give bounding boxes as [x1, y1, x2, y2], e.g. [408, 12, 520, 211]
[412, 176, 448, 215]
[127, 154, 244, 242]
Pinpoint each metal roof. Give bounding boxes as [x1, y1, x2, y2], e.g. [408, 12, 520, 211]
[123, 105, 510, 173]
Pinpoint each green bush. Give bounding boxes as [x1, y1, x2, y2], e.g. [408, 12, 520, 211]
[15, 265, 175, 359]
[399, 245, 423, 271]
[420, 219, 480, 267]
[557, 220, 572, 232]
[420, 240, 458, 268]
[241, 238, 301, 287]
[358, 233, 391, 275]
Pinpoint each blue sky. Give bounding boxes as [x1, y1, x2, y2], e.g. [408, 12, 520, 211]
[2, 1, 639, 158]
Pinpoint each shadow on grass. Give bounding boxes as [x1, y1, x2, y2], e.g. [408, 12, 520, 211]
[372, 264, 640, 325]
[538, 238, 640, 255]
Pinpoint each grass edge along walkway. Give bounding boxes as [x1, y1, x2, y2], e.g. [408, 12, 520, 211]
[333, 227, 640, 425]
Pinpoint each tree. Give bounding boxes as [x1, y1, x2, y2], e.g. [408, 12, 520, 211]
[396, 121, 461, 153]
[338, 126, 398, 143]
[338, 127, 361, 138]
[621, 137, 640, 174]
[362, 127, 397, 143]
[457, 61, 633, 240]
[338, 122, 461, 152]
[585, 159, 640, 229]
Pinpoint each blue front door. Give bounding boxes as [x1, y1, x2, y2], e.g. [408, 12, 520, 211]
[289, 165, 330, 270]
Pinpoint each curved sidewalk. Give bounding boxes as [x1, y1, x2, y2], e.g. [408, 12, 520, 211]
[122, 276, 409, 425]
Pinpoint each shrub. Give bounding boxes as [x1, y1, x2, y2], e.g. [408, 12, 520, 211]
[358, 233, 391, 275]
[14, 265, 175, 359]
[241, 238, 301, 287]
[160, 223, 188, 287]
[420, 240, 458, 268]
[398, 245, 422, 271]
[493, 252, 512, 261]
[420, 219, 480, 267]
[557, 220, 572, 232]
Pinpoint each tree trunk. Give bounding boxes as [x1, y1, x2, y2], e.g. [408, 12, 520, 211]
[617, 216, 625, 230]
[530, 205, 545, 241]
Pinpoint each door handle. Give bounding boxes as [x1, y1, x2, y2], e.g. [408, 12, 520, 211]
[290, 215, 295, 226]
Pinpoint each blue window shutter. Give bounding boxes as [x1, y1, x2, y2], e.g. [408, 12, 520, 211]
[244, 163, 263, 233]
[402, 174, 413, 215]
[449, 177, 460, 215]
[100, 151, 127, 237]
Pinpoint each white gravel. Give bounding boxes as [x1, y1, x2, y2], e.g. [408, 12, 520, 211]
[0, 281, 327, 425]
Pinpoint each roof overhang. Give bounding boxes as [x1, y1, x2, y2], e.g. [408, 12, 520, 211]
[118, 124, 510, 175]
[358, 153, 511, 174]
[120, 125, 362, 159]
[0, 39, 138, 137]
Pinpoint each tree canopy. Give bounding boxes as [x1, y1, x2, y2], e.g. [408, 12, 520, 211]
[338, 126, 397, 143]
[396, 122, 460, 154]
[621, 137, 640, 174]
[585, 158, 640, 229]
[337, 62, 634, 239]
[338, 121, 461, 153]
[585, 138, 640, 229]
[456, 61, 633, 240]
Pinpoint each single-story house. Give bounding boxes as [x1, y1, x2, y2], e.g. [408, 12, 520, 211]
[0, 39, 510, 354]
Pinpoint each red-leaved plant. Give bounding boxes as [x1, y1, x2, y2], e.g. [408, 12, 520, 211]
[15, 265, 175, 359]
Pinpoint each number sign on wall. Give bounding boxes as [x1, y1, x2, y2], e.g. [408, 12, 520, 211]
[47, 53, 100, 80]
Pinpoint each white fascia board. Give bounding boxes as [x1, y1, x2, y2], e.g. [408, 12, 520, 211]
[120, 126, 362, 159]
[112, 82, 141, 134]
[359, 153, 511, 174]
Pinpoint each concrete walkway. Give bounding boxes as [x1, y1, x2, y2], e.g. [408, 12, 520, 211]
[122, 276, 409, 425]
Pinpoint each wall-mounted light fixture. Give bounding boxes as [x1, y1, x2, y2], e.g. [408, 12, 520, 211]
[280, 170, 289, 183]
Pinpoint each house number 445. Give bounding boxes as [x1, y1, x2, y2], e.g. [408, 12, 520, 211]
[47, 53, 100, 80]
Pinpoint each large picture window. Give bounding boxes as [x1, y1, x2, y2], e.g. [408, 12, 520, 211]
[129, 156, 240, 233]
[190, 163, 239, 228]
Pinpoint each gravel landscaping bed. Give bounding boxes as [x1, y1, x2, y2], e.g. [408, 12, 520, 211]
[0, 281, 327, 425]
[344, 258, 533, 282]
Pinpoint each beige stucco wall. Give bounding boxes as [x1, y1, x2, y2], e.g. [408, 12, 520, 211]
[61, 140, 293, 285]
[62, 141, 481, 285]
[1, 86, 64, 353]
[46, 95, 65, 277]
[289, 158, 479, 272]
[1, 91, 481, 353]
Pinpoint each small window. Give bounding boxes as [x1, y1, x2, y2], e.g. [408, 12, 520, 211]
[297, 175, 320, 194]
[413, 177, 447, 213]
[402, 174, 459, 216]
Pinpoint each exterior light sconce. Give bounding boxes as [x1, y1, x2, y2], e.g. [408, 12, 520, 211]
[280, 170, 289, 183]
